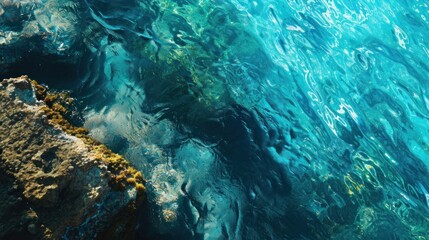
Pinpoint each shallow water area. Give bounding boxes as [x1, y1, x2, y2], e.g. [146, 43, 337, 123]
[1, 0, 429, 239]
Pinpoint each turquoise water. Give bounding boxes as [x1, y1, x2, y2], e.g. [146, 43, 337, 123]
[1, 0, 429, 239]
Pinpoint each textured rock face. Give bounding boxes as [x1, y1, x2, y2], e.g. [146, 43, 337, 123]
[0, 76, 143, 239]
[0, 0, 82, 72]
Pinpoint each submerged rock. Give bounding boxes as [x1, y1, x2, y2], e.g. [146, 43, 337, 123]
[0, 76, 145, 239]
[0, 0, 85, 82]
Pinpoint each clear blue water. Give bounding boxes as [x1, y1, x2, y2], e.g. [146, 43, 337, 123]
[1, 0, 429, 239]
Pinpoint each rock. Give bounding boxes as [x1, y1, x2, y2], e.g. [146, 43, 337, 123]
[0, 76, 145, 239]
[1, 76, 37, 105]
[0, 0, 83, 73]
[28, 223, 37, 235]
[12, 78, 32, 90]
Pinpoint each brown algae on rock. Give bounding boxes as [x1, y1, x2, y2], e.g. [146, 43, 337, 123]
[0, 76, 145, 239]
[31, 77, 146, 192]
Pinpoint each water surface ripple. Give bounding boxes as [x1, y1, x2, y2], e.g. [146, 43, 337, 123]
[2, 0, 429, 239]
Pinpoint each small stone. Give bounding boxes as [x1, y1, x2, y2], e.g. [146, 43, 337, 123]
[28, 223, 37, 234]
[162, 209, 177, 222]
[13, 79, 31, 90]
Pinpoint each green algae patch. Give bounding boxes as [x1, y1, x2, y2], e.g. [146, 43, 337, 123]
[31, 79, 146, 193]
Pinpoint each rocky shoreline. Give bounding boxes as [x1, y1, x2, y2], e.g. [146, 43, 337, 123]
[0, 76, 145, 239]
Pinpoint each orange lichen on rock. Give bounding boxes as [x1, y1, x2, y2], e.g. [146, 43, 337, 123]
[135, 183, 145, 192]
[31, 80, 47, 100]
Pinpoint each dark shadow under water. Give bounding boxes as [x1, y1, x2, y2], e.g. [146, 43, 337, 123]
[0, 53, 80, 90]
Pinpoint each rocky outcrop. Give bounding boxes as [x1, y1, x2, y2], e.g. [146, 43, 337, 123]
[0, 76, 145, 239]
[0, 0, 82, 65]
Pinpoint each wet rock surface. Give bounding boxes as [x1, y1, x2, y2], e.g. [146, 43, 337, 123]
[0, 76, 144, 239]
[0, 0, 85, 84]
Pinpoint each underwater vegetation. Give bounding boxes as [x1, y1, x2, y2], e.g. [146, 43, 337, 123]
[1, 0, 429, 239]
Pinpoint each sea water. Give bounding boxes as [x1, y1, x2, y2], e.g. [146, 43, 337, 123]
[1, 0, 429, 239]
